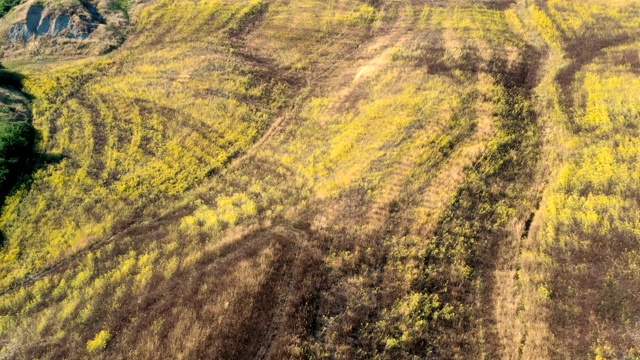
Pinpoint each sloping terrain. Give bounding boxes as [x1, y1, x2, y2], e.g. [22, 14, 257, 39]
[0, 0, 129, 58]
[0, 0, 639, 358]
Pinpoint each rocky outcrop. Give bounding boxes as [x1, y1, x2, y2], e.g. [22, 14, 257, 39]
[8, 2, 105, 44]
[0, 0, 128, 57]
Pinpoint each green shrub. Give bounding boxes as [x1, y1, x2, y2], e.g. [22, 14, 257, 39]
[0, 0, 20, 18]
[0, 121, 35, 196]
[0, 65, 36, 201]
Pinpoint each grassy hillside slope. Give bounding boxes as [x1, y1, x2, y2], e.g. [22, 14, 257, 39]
[519, 0, 640, 358]
[0, 0, 639, 358]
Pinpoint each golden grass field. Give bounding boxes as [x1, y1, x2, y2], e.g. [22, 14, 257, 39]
[0, 0, 640, 358]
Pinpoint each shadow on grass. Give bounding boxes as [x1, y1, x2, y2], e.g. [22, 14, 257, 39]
[0, 65, 65, 248]
[0, 144, 65, 249]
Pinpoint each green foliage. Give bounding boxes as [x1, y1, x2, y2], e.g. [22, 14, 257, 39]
[0, 121, 35, 196]
[0, 0, 20, 18]
[0, 65, 36, 202]
[379, 293, 455, 354]
[109, 0, 130, 13]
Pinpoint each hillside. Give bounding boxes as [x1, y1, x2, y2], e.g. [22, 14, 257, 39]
[1, 0, 640, 358]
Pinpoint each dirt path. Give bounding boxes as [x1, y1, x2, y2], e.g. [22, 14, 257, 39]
[488, 2, 566, 358]
[335, 4, 422, 227]
[331, 4, 415, 112]
[239, 1, 419, 229]
[233, 2, 415, 169]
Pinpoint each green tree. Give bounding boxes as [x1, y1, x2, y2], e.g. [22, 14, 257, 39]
[0, 64, 36, 200]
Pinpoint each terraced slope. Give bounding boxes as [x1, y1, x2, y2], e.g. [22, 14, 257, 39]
[0, 0, 640, 359]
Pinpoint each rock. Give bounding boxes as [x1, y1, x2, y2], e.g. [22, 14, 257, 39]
[0, 0, 130, 57]
[7, 2, 105, 44]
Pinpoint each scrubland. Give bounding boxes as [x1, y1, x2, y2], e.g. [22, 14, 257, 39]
[0, 0, 639, 358]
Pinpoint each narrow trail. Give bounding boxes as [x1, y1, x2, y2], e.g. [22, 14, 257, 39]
[238, 1, 420, 229]
[488, 2, 567, 358]
[231, 111, 290, 167]
[233, 2, 414, 168]
[330, 4, 415, 112]
[345, 4, 424, 228]
[0, 204, 194, 296]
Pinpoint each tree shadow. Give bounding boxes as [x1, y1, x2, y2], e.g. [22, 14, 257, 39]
[0, 142, 65, 249]
[0, 65, 65, 248]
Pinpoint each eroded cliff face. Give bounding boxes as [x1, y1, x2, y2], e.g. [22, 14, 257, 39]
[0, 0, 126, 57]
[8, 3, 103, 43]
